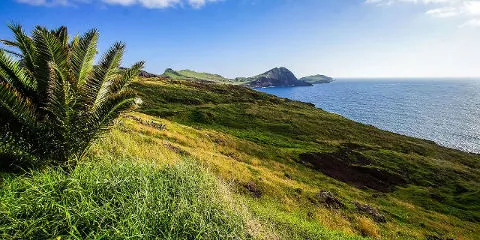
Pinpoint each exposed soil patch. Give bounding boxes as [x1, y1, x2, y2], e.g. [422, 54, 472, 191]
[163, 143, 190, 156]
[243, 181, 262, 198]
[299, 145, 406, 192]
[221, 151, 243, 162]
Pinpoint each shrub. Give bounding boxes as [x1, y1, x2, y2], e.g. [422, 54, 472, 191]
[0, 160, 248, 239]
[0, 24, 143, 167]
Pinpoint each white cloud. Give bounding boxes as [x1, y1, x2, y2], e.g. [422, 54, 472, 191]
[459, 18, 480, 26]
[425, 7, 462, 17]
[366, 0, 480, 27]
[15, 0, 220, 8]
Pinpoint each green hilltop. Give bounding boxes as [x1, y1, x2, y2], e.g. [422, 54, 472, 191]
[161, 68, 239, 84]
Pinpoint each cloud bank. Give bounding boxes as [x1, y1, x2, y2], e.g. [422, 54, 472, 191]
[15, 0, 221, 8]
[366, 0, 480, 27]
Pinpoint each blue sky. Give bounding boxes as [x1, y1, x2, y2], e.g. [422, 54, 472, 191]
[1, 0, 480, 78]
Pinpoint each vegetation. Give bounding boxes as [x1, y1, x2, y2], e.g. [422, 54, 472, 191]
[129, 77, 480, 239]
[1, 25, 479, 239]
[0, 159, 248, 239]
[161, 68, 238, 84]
[0, 24, 143, 167]
[299, 74, 334, 84]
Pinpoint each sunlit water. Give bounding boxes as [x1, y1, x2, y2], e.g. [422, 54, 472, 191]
[258, 79, 480, 153]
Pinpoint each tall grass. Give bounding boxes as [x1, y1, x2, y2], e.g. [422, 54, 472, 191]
[0, 159, 248, 239]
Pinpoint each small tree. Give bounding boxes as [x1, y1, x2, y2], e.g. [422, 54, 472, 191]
[0, 24, 144, 167]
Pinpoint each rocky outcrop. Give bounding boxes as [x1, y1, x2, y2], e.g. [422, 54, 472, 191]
[317, 191, 345, 209]
[242, 67, 312, 88]
[119, 67, 159, 78]
[138, 70, 158, 78]
[353, 201, 386, 223]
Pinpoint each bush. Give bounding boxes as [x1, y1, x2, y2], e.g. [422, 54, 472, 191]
[0, 160, 249, 239]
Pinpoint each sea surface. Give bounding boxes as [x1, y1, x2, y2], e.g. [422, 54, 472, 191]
[257, 79, 480, 154]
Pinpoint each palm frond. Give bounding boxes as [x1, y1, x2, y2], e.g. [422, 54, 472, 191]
[4, 24, 37, 77]
[0, 50, 36, 97]
[79, 89, 135, 155]
[0, 39, 18, 47]
[71, 29, 98, 87]
[32, 26, 70, 104]
[94, 89, 135, 129]
[52, 26, 69, 47]
[44, 62, 67, 125]
[83, 42, 125, 109]
[110, 61, 144, 94]
[0, 82, 36, 125]
[1, 49, 23, 58]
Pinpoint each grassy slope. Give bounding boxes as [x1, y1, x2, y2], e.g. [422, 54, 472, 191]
[161, 69, 239, 84]
[129, 77, 480, 239]
[1, 76, 479, 239]
[0, 160, 248, 239]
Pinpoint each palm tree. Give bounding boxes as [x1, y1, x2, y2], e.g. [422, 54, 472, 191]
[0, 24, 144, 167]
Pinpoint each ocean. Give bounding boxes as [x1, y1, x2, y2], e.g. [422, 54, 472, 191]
[257, 79, 480, 154]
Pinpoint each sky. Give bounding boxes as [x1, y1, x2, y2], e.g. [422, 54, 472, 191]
[1, 0, 480, 78]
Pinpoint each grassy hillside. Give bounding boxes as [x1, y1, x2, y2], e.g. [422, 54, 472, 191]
[161, 68, 240, 84]
[1, 76, 479, 239]
[129, 77, 480, 239]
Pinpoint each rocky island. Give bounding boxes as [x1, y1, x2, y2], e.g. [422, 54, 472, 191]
[299, 74, 334, 84]
[238, 67, 312, 88]
[160, 67, 333, 88]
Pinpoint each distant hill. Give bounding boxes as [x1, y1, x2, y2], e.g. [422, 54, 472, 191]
[299, 74, 334, 84]
[238, 67, 312, 88]
[120, 67, 158, 78]
[158, 67, 332, 88]
[161, 68, 236, 83]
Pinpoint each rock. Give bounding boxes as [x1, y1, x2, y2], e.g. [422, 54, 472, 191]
[353, 201, 386, 223]
[242, 67, 312, 88]
[124, 115, 166, 130]
[119, 67, 158, 78]
[317, 191, 345, 209]
[138, 70, 158, 78]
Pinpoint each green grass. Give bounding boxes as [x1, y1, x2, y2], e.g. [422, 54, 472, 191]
[1, 76, 480, 239]
[0, 159, 248, 239]
[161, 68, 239, 84]
[129, 77, 480, 239]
